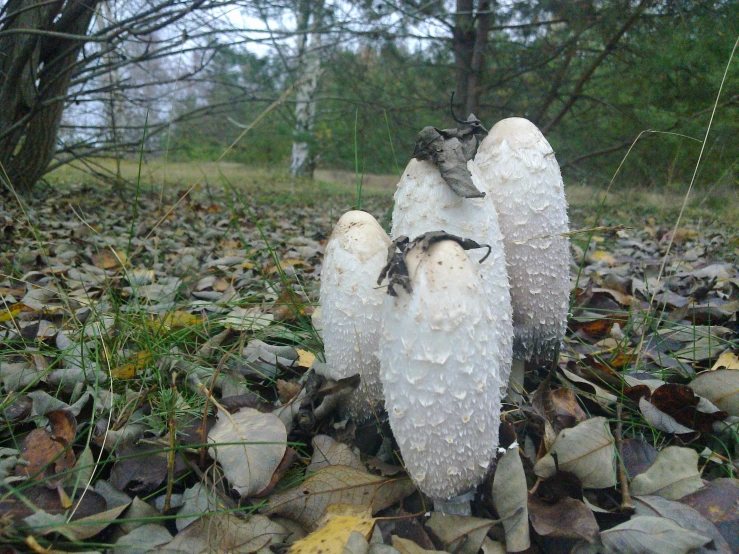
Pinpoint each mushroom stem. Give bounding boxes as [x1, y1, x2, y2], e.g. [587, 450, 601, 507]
[433, 490, 475, 516]
[507, 358, 526, 405]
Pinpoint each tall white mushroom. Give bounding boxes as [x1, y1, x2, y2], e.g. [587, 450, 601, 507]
[392, 157, 513, 396]
[318, 210, 391, 421]
[379, 234, 510, 514]
[474, 118, 570, 398]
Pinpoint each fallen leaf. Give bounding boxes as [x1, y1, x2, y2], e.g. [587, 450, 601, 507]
[534, 417, 617, 489]
[0, 302, 33, 323]
[115, 523, 173, 552]
[109, 442, 186, 493]
[533, 469, 584, 504]
[92, 248, 126, 269]
[156, 513, 287, 553]
[550, 387, 588, 430]
[307, 435, 364, 474]
[296, 348, 316, 369]
[393, 536, 448, 554]
[269, 259, 311, 274]
[620, 439, 658, 479]
[273, 288, 308, 321]
[264, 465, 414, 530]
[680, 478, 739, 551]
[492, 446, 529, 552]
[589, 250, 617, 264]
[528, 496, 599, 543]
[569, 314, 614, 339]
[425, 513, 496, 554]
[559, 367, 618, 406]
[15, 409, 77, 484]
[639, 397, 695, 434]
[277, 379, 302, 404]
[656, 325, 731, 347]
[711, 350, 739, 371]
[47, 502, 130, 540]
[633, 495, 731, 554]
[158, 310, 202, 329]
[630, 446, 704, 500]
[63, 446, 94, 490]
[1, 484, 105, 522]
[177, 483, 219, 531]
[480, 537, 505, 554]
[675, 337, 728, 363]
[689, 370, 739, 416]
[600, 515, 710, 554]
[111, 350, 152, 379]
[208, 407, 287, 497]
[222, 306, 274, 332]
[289, 513, 374, 554]
[642, 384, 727, 433]
[661, 228, 700, 243]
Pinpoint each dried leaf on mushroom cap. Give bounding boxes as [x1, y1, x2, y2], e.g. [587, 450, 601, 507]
[377, 231, 492, 297]
[410, 95, 489, 199]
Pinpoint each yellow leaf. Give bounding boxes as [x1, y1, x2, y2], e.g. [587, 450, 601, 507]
[154, 311, 202, 330]
[93, 248, 127, 269]
[111, 350, 152, 379]
[711, 351, 739, 371]
[213, 277, 230, 292]
[289, 515, 374, 554]
[242, 261, 255, 270]
[590, 250, 616, 264]
[0, 303, 32, 323]
[296, 349, 316, 369]
[269, 259, 310, 274]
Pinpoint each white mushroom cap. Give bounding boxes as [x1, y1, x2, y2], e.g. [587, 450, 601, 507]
[392, 158, 491, 240]
[380, 239, 507, 500]
[392, 157, 513, 395]
[475, 117, 570, 364]
[318, 210, 391, 420]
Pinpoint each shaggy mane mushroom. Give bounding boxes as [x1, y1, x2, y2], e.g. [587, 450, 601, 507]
[317, 210, 391, 421]
[379, 233, 510, 514]
[475, 117, 570, 399]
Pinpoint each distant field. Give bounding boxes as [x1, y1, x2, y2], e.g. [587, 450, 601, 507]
[46, 158, 739, 228]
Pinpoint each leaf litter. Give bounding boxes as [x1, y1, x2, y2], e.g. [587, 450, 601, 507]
[0, 182, 738, 552]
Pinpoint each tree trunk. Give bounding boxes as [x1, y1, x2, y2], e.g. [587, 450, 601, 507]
[97, 1, 125, 191]
[290, 0, 324, 179]
[452, 0, 474, 115]
[0, 0, 99, 193]
[466, 0, 491, 116]
[452, 0, 492, 118]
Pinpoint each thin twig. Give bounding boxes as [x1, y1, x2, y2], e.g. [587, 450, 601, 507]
[164, 371, 178, 512]
[615, 404, 634, 512]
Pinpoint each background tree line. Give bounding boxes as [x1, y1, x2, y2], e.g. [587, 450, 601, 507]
[1, 0, 737, 195]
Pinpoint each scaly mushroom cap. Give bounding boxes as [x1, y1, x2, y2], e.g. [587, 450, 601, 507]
[380, 239, 505, 500]
[392, 157, 513, 395]
[318, 210, 391, 420]
[475, 117, 570, 365]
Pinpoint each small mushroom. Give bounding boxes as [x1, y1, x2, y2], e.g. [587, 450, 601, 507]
[475, 118, 570, 398]
[317, 211, 391, 421]
[379, 235, 510, 514]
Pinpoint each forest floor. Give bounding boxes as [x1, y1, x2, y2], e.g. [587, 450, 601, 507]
[1, 160, 738, 553]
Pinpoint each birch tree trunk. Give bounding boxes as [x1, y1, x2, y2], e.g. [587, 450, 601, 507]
[290, 0, 324, 178]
